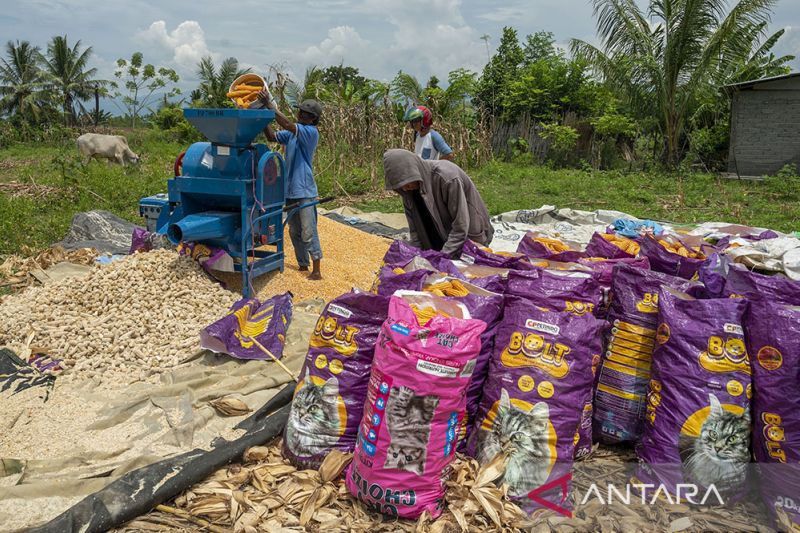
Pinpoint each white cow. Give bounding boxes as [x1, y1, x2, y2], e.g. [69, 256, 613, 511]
[77, 133, 140, 166]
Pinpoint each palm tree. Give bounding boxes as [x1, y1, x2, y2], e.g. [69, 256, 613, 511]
[0, 40, 47, 121]
[38, 35, 100, 125]
[391, 71, 423, 106]
[571, 0, 783, 166]
[196, 56, 251, 107]
[284, 66, 328, 107]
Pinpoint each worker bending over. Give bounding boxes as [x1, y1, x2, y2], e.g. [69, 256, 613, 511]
[383, 149, 492, 258]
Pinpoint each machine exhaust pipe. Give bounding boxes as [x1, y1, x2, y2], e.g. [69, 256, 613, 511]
[167, 211, 239, 245]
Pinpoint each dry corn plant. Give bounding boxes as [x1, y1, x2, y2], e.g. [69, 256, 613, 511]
[265, 65, 493, 200]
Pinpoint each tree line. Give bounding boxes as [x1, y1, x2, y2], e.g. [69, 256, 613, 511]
[1, 0, 795, 170]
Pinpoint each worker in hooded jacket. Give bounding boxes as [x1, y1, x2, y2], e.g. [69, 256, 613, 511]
[383, 149, 493, 258]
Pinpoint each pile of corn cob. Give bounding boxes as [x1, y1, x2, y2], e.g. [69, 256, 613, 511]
[227, 82, 265, 108]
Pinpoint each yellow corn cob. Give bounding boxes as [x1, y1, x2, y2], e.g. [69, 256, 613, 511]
[235, 83, 264, 92]
[410, 304, 450, 326]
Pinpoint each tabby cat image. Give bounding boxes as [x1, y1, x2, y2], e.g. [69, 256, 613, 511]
[476, 388, 552, 497]
[285, 371, 342, 458]
[383, 386, 439, 475]
[678, 392, 751, 493]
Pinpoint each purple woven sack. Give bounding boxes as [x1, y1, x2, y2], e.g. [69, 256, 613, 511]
[506, 269, 604, 318]
[636, 288, 750, 500]
[584, 232, 636, 259]
[516, 232, 586, 263]
[594, 265, 702, 445]
[723, 265, 800, 305]
[200, 293, 292, 360]
[504, 269, 604, 458]
[461, 240, 534, 270]
[639, 237, 707, 280]
[374, 266, 433, 297]
[283, 291, 390, 469]
[746, 300, 800, 530]
[467, 296, 602, 512]
[383, 240, 451, 268]
[578, 256, 651, 289]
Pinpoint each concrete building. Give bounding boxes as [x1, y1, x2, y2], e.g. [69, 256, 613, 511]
[726, 73, 800, 177]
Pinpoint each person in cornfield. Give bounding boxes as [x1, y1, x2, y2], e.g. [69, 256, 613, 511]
[403, 105, 455, 161]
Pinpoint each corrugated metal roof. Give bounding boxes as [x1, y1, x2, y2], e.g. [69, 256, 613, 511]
[724, 72, 800, 90]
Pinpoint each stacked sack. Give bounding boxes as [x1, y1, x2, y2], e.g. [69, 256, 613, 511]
[284, 290, 390, 469]
[593, 265, 702, 444]
[746, 300, 800, 528]
[280, 223, 800, 527]
[346, 292, 486, 519]
[635, 288, 752, 499]
[467, 296, 603, 512]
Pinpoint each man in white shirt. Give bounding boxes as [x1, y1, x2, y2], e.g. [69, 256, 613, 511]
[403, 105, 454, 161]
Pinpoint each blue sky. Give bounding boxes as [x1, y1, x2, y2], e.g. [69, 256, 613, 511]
[1, 0, 797, 107]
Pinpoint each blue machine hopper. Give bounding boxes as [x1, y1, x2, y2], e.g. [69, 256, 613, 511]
[140, 108, 292, 297]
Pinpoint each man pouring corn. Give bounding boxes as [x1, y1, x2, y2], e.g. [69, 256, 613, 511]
[383, 149, 492, 258]
[258, 89, 324, 280]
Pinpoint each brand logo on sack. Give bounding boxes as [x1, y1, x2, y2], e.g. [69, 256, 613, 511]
[309, 315, 360, 356]
[698, 334, 750, 375]
[635, 293, 659, 314]
[327, 304, 352, 318]
[525, 319, 561, 336]
[564, 301, 595, 317]
[761, 412, 787, 463]
[390, 323, 410, 336]
[724, 323, 744, 335]
[232, 302, 275, 349]
[501, 331, 570, 378]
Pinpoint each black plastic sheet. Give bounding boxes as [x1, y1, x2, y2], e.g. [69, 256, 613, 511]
[26, 382, 295, 533]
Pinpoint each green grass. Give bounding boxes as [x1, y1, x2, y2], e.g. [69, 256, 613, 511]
[0, 130, 185, 254]
[1, 133, 799, 256]
[357, 160, 800, 233]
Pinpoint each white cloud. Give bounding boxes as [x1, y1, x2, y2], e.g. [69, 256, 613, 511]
[477, 7, 525, 22]
[137, 20, 215, 73]
[354, 0, 486, 79]
[301, 26, 369, 67]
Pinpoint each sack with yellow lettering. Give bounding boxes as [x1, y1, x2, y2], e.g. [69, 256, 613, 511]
[466, 296, 603, 512]
[746, 300, 800, 530]
[504, 268, 605, 458]
[636, 288, 751, 500]
[283, 291, 390, 469]
[594, 264, 702, 444]
[506, 269, 604, 318]
[200, 293, 292, 360]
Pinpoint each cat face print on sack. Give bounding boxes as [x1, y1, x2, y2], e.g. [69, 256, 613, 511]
[383, 386, 440, 476]
[678, 392, 751, 494]
[475, 388, 554, 497]
[285, 371, 345, 458]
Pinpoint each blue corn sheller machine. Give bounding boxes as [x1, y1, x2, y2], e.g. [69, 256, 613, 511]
[140, 108, 316, 297]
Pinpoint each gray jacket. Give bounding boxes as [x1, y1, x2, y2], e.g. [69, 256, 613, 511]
[383, 149, 493, 257]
